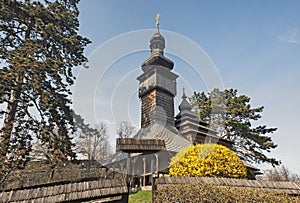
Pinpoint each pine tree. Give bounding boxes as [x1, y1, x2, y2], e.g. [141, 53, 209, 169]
[190, 88, 279, 166]
[0, 0, 90, 180]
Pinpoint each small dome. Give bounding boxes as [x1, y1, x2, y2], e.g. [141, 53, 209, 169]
[141, 14, 174, 70]
[179, 89, 193, 111]
[150, 31, 165, 54]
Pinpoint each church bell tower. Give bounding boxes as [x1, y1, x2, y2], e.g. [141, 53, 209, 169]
[137, 14, 178, 128]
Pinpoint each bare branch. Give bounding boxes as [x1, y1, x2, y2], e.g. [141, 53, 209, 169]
[115, 121, 136, 138]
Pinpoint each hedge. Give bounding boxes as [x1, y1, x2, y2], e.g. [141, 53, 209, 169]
[154, 183, 300, 202]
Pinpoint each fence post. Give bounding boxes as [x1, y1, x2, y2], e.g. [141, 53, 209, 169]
[151, 153, 158, 203]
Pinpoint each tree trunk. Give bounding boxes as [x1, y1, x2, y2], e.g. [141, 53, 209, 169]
[0, 83, 22, 157]
[225, 126, 231, 140]
[0, 24, 31, 157]
[48, 167, 55, 183]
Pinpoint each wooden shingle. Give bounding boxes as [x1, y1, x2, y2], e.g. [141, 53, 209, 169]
[0, 178, 127, 202]
[116, 138, 166, 153]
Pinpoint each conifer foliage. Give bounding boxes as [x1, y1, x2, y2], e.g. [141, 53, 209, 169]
[0, 0, 90, 180]
[190, 88, 279, 166]
[169, 144, 247, 178]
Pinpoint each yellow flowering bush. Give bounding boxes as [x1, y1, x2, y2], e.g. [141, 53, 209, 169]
[169, 144, 247, 178]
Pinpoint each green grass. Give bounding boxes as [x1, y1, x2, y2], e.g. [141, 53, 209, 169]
[129, 190, 152, 203]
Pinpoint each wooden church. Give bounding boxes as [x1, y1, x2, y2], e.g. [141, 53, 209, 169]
[109, 16, 259, 187]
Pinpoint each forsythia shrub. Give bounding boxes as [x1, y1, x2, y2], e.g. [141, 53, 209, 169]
[169, 144, 247, 178]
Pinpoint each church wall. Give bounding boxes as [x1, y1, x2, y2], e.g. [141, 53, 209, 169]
[141, 88, 174, 128]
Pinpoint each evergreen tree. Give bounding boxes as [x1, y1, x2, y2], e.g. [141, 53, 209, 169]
[190, 88, 279, 166]
[0, 0, 90, 180]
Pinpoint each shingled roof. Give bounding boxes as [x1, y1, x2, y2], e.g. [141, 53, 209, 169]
[116, 138, 166, 153]
[0, 179, 127, 203]
[133, 122, 191, 153]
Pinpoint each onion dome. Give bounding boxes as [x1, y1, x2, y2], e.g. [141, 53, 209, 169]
[141, 13, 174, 70]
[179, 88, 193, 111]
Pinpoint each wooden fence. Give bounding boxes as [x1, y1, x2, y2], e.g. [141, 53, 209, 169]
[0, 178, 128, 203]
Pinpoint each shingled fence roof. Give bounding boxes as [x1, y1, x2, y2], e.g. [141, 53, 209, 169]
[116, 138, 166, 153]
[155, 176, 300, 195]
[0, 178, 127, 203]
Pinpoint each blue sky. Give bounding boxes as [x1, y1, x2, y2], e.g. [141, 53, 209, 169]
[74, 1, 300, 173]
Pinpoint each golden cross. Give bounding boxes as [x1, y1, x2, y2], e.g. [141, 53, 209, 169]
[155, 13, 160, 31]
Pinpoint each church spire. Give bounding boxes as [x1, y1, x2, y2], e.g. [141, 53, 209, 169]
[179, 88, 193, 111]
[137, 14, 178, 128]
[150, 13, 165, 56]
[141, 14, 174, 70]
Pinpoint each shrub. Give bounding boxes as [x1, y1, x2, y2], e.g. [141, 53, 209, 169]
[169, 143, 247, 178]
[154, 183, 300, 203]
